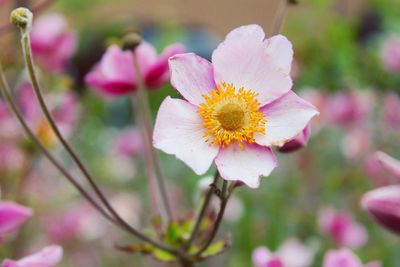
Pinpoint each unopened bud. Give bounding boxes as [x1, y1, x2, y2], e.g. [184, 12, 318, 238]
[121, 32, 142, 51]
[10, 7, 33, 31]
[288, 0, 298, 5]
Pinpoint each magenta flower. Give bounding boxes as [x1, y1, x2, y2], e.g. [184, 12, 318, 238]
[380, 35, 400, 73]
[111, 127, 143, 158]
[318, 207, 367, 249]
[2, 245, 63, 267]
[0, 201, 33, 242]
[85, 42, 184, 96]
[278, 125, 310, 153]
[153, 25, 318, 188]
[252, 238, 315, 267]
[30, 13, 77, 72]
[323, 249, 380, 267]
[362, 185, 400, 235]
[326, 91, 371, 128]
[383, 92, 400, 130]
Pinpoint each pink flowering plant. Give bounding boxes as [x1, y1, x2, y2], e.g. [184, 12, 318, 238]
[2, 0, 400, 266]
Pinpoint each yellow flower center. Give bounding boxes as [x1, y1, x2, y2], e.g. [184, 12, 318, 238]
[198, 82, 266, 148]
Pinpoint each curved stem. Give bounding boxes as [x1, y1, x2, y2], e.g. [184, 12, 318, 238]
[17, 30, 178, 255]
[193, 181, 235, 258]
[0, 60, 115, 223]
[184, 171, 219, 250]
[132, 52, 173, 223]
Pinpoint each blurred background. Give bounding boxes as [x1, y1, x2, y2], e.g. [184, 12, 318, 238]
[1, 0, 400, 266]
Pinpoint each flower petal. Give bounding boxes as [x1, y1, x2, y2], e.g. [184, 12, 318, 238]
[265, 35, 293, 73]
[145, 43, 185, 89]
[0, 201, 33, 235]
[212, 25, 293, 106]
[15, 245, 63, 267]
[323, 249, 364, 267]
[153, 97, 219, 175]
[215, 144, 277, 188]
[375, 151, 400, 180]
[169, 53, 216, 106]
[255, 91, 319, 147]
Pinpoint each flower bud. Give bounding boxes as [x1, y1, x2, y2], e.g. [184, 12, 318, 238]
[10, 7, 33, 31]
[362, 185, 400, 235]
[121, 32, 142, 51]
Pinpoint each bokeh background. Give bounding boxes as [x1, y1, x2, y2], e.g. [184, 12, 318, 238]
[1, 0, 400, 266]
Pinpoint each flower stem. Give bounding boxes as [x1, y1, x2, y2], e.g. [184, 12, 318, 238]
[272, 0, 288, 35]
[193, 181, 235, 258]
[132, 52, 173, 224]
[16, 27, 178, 255]
[184, 171, 219, 250]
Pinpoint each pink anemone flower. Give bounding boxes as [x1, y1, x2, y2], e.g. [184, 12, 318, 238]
[252, 238, 315, 267]
[323, 249, 380, 267]
[0, 201, 33, 242]
[278, 125, 310, 153]
[30, 13, 77, 73]
[85, 42, 184, 96]
[318, 206, 367, 249]
[380, 35, 400, 73]
[153, 24, 318, 188]
[2, 245, 63, 267]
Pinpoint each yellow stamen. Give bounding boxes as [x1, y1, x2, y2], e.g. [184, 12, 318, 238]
[198, 82, 266, 148]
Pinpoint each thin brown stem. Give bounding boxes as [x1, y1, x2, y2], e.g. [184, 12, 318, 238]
[184, 171, 219, 250]
[193, 180, 234, 258]
[17, 28, 178, 254]
[0, 60, 115, 223]
[132, 52, 173, 223]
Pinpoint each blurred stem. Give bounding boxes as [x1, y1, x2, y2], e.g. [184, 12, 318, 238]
[272, 0, 288, 35]
[184, 171, 220, 250]
[17, 27, 178, 254]
[132, 52, 173, 224]
[0, 59, 115, 223]
[193, 181, 235, 258]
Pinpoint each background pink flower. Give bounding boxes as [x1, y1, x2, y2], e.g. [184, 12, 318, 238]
[319, 207, 367, 249]
[380, 35, 400, 73]
[0, 201, 33, 242]
[30, 13, 77, 72]
[2, 245, 63, 267]
[323, 249, 380, 267]
[85, 42, 184, 96]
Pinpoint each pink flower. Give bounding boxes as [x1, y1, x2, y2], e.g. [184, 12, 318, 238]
[323, 249, 380, 267]
[111, 127, 143, 158]
[375, 151, 400, 180]
[362, 185, 400, 235]
[0, 201, 33, 242]
[318, 207, 367, 249]
[85, 42, 184, 96]
[30, 13, 77, 72]
[278, 125, 310, 153]
[2, 245, 63, 267]
[382, 92, 400, 130]
[252, 238, 315, 267]
[0, 143, 26, 173]
[326, 91, 371, 128]
[153, 25, 318, 188]
[340, 128, 371, 161]
[380, 35, 400, 73]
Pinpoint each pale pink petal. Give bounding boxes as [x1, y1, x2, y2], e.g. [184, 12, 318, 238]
[342, 223, 368, 249]
[0, 201, 33, 236]
[100, 45, 135, 82]
[215, 144, 277, 188]
[153, 97, 219, 175]
[5, 245, 63, 267]
[265, 35, 293, 73]
[323, 249, 363, 267]
[252, 247, 273, 267]
[278, 238, 315, 267]
[278, 125, 310, 153]
[145, 43, 185, 89]
[135, 41, 158, 74]
[212, 25, 292, 106]
[375, 151, 400, 180]
[365, 261, 382, 267]
[169, 53, 216, 106]
[255, 91, 319, 147]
